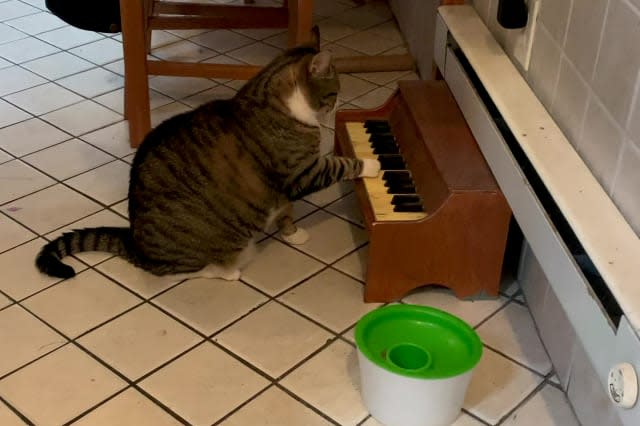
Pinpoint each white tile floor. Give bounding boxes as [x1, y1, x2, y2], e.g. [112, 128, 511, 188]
[0, 0, 580, 424]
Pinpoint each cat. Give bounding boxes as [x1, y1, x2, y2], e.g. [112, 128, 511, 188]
[36, 28, 380, 281]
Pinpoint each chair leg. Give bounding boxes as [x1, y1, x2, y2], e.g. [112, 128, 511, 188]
[287, 0, 313, 48]
[120, 0, 151, 147]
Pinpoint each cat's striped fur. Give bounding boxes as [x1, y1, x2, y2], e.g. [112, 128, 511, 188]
[36, 29, 380, 280]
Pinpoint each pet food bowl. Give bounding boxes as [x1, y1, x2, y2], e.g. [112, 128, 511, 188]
[355, 304, 482, 426]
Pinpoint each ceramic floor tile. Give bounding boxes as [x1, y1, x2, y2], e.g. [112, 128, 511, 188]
[65, 160, 130, 205]
[286, 210, 367, 264]
[35, 25, 103, 49]
[0, 160, 54, 204]
[502, 384, 579, 426]
[0, 36, 57, 63]
[19, 0, 47, 8]
[0, 99, 31, 128]
[22, 51, 94, 80]
[74, 388, 181, 426]
[0, 400, 25, 426]
[281, 340, 367, 425]
[0, 214, 34, 253]
[153, 278, 267, 335]
[337, 74, 377, 102]
[43, 209, 129, 265]
[336, 29, 401, 55]
[148, 30, 181, 50]
[149, 75, 216, 100]
[95, 257, 183, 300]
[150, 102, 192, 127]
[463, 348, 544, 424]
[221, 386, 332, 426]
[41, 100, 122, 136]
[0, 57, 10, 69]
[79, 304, 201, 380]
[312, 0, 355, 19]
[325, 192, 365, 226]
[216, 301, 332, 378]
[242, 238, 324, 295]
[350, 86, 395, 109]
[0, 22, 27, 45]
[403, 287, 509, 328]
[476, 302, 553, 375]
[4, 82, 82, 115]
[333, 244, 368, 282]
[151, 39, 217, 62]
[22, 269, 141, 338]
[0, 344, 126, 425]
[69, 38, 123, 65]
[0, 118, 70, 157]
[0, 238, 86, 301]
[0, 150, 12, 164]
[279, 268, 380, 333]
[94, 87, 172, 115]
[110, 200, 128, 218]
[139, 342, 269, 425]
[181, 84, 237, 107]
[262, 31, 288, 50]
[227, 42, 282, 65]
[0, 1, 40, 21]
[189, 29, 254, 53]
[333, 2, 392, 30]
[316, 16, 359, 42]
[352, 70, 411, 86]
[0, 292, 10, 308]
[81, 121, 135, 158]
[57, 67, 124, 98]
[232, 27, 285, 41]
[22, 138, 114, 180]
[4, 12, 65, 36]
[0, 304, 65, 377]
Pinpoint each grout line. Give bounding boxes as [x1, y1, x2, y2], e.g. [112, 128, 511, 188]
[0, 394, 34, 425]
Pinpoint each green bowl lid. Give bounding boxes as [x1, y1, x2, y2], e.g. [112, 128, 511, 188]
[355, 304, 483, 379]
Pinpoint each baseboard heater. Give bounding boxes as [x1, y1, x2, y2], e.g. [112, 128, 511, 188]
[435, 6, 640, 424]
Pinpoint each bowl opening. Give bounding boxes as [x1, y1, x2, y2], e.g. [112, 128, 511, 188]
[387, 343, 432, 371]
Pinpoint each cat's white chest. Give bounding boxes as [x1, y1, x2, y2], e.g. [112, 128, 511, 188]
[286, 87, 319, 127]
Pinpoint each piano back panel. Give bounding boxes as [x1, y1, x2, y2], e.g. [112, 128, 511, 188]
[396, 81, 500, 192]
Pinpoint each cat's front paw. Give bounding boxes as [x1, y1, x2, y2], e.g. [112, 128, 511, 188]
[281, 227, 310, 245]
[359, 158, 381, 178]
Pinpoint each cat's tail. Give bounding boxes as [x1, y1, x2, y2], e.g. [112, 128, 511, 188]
[36, 227, 133, 279]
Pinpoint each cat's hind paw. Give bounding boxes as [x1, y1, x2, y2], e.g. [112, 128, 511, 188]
[281, 227, 310, 245]
[359, 158, 381, 178]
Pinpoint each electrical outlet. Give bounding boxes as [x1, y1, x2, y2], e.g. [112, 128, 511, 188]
[502, 0, 540, 71]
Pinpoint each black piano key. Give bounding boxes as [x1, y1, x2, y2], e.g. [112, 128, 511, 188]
[372, 144, 400, 155]
[364, 120, 391, 133]
[386, 184, 416, 194]
[369, 133, 395, 143]
[383, 170, 412, 181]
[378, 154, 406, 170]
[394, 203, 424, 212]
[391, 194, 422, 205]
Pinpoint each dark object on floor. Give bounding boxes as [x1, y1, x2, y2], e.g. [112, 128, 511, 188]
[45, 0, 121, 33]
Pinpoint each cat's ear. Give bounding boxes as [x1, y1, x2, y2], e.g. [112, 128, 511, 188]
[310, 25, 321, 51]
[309, 50, 332, 76]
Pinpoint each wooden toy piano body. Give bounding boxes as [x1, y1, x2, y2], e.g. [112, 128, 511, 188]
[334, 80, 511, 302]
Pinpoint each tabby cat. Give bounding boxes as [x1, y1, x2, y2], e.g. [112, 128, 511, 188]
[36, 29, 380, 281]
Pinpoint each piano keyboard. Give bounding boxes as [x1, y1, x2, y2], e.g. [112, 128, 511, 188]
[346, 120, 427, 221]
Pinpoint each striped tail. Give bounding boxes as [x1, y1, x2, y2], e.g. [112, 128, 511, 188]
[35, 227, 133, 279]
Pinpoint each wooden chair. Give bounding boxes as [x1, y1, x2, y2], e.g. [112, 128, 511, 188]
[119, 0, 314, 147]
